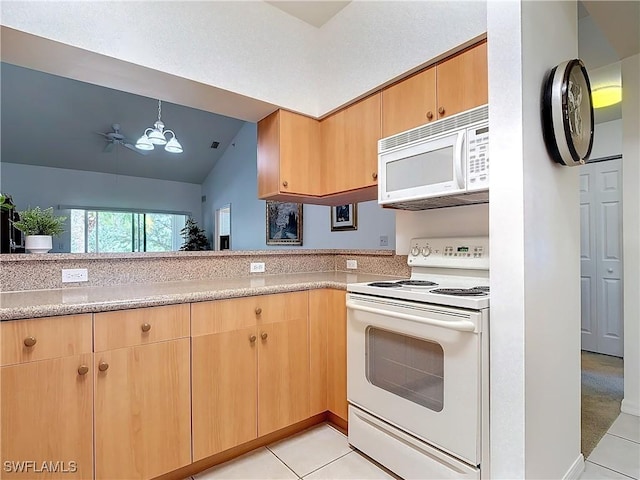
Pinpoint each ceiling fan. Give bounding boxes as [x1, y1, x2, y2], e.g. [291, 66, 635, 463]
[95, 123, 147, 155]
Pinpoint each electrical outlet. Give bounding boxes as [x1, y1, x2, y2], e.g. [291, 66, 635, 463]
[62, 268, 88, 283]
[250, 262, 265, 273]
[346, 259, 358, 270]
[379, 235, 389, 246]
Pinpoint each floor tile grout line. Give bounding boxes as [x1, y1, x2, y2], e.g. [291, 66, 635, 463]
[605, 431, 640, 444]
[586, 459, 638, 479]
[264, 446, 305, 479]
[299, 450, 355, 479]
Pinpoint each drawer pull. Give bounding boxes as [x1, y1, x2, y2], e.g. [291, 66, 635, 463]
[141, 323, 152, 332]
[372, 172, 378, 180]
[98, 361, 109, 372]
[255, 307, 262, 315]
[261, 332, 268, 340]
[77, 365, 89, 376]
[249, 334, 257, 343]
[438, 106, 445, 115]
[23, 336, 37, 347]
[426, 111, 433, 120]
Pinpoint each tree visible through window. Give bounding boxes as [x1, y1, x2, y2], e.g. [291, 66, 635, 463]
[70, 209, 187, 253]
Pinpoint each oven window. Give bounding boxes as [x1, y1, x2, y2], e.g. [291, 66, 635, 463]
[365, 327, 444, 412]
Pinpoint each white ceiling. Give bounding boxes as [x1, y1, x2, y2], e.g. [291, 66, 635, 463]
[265, 1, 351, 28]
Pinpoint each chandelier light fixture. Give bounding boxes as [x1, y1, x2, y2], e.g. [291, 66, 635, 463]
[135, 99, 183, 153]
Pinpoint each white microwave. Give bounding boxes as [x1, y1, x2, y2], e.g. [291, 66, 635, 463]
[378, 104, 489, 210]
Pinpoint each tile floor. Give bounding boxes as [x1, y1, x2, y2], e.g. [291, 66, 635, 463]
[580, 413, 640, 480]
[188, 414, 639, 480]
[191, 423, 395, 480]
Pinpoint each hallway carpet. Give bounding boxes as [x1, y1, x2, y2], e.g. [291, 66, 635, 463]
[581, 351, 624, 458]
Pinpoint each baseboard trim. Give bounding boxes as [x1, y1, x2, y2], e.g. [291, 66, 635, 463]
[621, 399, 640, 417]
[563, 454, 585, 480]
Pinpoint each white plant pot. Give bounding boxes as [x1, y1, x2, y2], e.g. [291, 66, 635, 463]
[25, 235, 53, 254]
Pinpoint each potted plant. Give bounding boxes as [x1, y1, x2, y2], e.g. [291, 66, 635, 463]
[12, 206, 67, 254]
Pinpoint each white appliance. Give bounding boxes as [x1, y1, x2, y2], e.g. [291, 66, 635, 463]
[346, 236, 490, 479]
[378, 105, 489, 211]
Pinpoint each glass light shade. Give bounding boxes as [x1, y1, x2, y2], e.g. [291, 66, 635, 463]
[148, 128, 167, 145]
[165, 135, 183, 153]
[135, 134, 154, 151]
[592, 85, 622, 109]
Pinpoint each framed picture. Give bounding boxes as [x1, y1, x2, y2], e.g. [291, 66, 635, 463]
[331, 203, 358, 231]
[266, 201, 303, 245]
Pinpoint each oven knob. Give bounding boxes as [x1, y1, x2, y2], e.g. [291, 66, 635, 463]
[411, 246, 420, 256]
[421, 246, 432, 257]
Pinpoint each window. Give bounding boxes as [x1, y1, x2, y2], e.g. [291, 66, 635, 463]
[70, 209, 187, 253]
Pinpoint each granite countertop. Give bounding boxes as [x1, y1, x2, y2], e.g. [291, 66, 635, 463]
[0, 271, 404, 321]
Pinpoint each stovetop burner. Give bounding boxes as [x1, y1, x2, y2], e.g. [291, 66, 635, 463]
[395, 280, 439, 287]
[367, 282, 401, 288]
[430, 288, 488, 297]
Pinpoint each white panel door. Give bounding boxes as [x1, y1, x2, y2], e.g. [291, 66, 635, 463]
[580, 159, 623, 356]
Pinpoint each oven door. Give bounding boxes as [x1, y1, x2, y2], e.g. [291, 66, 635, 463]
[378, 130, 466, 205]
[347, 293, 482, 466]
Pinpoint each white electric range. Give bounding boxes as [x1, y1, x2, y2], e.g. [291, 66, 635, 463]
[346, 236, 490, 479]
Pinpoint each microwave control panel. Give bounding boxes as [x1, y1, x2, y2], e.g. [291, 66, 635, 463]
[467, 124, 489, 191]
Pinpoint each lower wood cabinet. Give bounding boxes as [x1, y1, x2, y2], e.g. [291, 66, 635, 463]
[94, 339, 191, 480]
[191, 292, 310, 460]
[1, 353, 94, 480]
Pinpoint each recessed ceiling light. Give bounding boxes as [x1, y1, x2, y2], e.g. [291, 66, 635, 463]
[592, 85, 622, 109]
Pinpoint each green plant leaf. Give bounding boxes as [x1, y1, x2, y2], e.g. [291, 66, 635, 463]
[12, 206, 67, 236]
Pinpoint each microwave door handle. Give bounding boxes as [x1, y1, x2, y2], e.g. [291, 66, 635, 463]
[454, 132, 465, 189]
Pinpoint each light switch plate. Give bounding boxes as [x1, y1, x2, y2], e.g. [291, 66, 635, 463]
[346, 259, 358, 269]
[62, 268, 88, 283]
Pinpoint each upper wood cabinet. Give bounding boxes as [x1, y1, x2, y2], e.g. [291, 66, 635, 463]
[382, 41, 488, 137]
[322, 93, 381, 196]
[257, 109, 322, 201]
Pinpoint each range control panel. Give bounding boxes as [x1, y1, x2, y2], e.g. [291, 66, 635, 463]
[408, 236, 489, 270]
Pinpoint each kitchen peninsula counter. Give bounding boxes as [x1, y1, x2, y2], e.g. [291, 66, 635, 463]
[0, 271, 402, 321]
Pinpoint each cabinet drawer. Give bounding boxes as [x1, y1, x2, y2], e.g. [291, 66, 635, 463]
[94, 304, 190, 352]
[191, 291, 308, 336]
[1, 314, 92, 366]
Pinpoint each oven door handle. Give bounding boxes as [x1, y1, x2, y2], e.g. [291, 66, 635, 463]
[346, 301, 477, 332]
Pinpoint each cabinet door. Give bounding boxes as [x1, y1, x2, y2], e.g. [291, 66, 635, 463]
[94, 339, 191, 480]
[1, 354, 93, 480]
[382, 66, 437, 137]
[436, 42, 488, 119]
[320, 108, 346, 194]
[257, 110, 322, 199]
[326, 290, 348, 421]
[258, 318, 310, 436]
[309, 290, 328, 416]
[343, 93, 381, 192]
[192, 327, 257, 460]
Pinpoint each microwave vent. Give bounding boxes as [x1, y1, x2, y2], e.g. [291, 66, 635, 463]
[381, 190, 489, 211]
[379, 104, 489, 152]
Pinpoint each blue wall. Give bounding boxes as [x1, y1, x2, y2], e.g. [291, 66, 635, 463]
[201, 122, 396, 250]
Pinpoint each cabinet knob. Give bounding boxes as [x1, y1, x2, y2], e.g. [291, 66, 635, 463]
[438, 106, 445, 115]
[98, 361, 109, 372]
[77, 365, 89, 376]
[249, 334, 257, 343]
[426, 111, 433, 120]
[255, 307, 262, 315]
[282, 181, 288, 188]
[23, 336, 37, 347]
[372, 172, 378, 180]
[141, 323, 152, 332]
[261, 332, 268, 340]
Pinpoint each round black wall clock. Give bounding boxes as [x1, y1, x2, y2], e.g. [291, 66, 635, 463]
[542, 59, 594, 166]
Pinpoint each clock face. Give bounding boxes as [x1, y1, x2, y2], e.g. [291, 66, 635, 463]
[542, 59, 594, 166]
